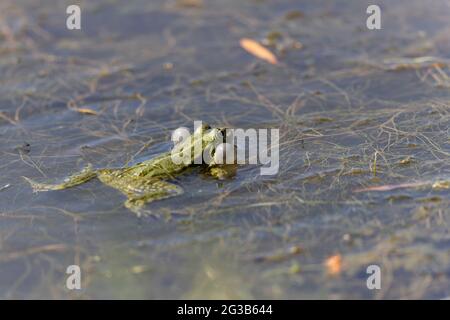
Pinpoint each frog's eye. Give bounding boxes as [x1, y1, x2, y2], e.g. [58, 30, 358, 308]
[203, 124, 211, 130]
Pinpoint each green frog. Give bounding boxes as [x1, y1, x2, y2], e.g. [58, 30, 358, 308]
[23, 123, 236, 215]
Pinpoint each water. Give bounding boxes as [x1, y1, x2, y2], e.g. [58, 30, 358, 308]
[1, 0, 450, 299]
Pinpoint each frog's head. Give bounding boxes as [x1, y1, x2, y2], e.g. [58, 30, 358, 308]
[172, 123, 228, 165]
[191, 123, 227, 164]
[200, 125, 237, 167]
[192, 124, 237, 179]
[207, 127, 238, 179]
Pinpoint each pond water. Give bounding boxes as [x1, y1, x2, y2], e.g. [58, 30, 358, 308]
[1, 0, 450, 299]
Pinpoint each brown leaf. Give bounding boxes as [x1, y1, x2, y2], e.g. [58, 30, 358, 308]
[240, 38, 278, 65]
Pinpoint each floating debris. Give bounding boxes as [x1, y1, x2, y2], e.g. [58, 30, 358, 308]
[0, 111, 18, 125]
[325, 254, 342, 276]
[354, 181, 428, 193]
[68, 100, 98, 115]
[72, 107, 98, 115]
[0, 184, 10, 192]
[240, 38, 278, 65]
[342, 234, 352, 243]
[130, 265, 150, 274]
[432, 180, 450, 190]
[398, 156, 413, 165]
[163, 62, 174, 70]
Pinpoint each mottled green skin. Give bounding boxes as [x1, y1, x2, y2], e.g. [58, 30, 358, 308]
[24, 124, 236, 215]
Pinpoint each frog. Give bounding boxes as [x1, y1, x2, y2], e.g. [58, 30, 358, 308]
[23, 123, 237, 215]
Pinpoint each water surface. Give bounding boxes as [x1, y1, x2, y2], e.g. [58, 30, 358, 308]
[1, 0, 450, 299]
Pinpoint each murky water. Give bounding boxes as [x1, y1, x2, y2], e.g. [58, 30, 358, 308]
[1, 0, 450, 299]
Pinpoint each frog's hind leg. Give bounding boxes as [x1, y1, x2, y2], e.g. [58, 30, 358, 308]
[123, 180, 183, 216]
[23, 165, 97, 192]
[96, 169, 184, 216]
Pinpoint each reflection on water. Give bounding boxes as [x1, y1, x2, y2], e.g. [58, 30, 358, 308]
[1, 0, 450, 299]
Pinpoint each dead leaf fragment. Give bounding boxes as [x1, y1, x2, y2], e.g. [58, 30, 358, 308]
[354, 181, 428, 193]
[73, 107, 98, 115]
[432, 180, 450, 190]
[67, 100, 98, 115]
[131, 265, 149, 274]
[399, 156, 413, 165]
[240, 38, 278, 65]
[325, 254, 342, 275]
